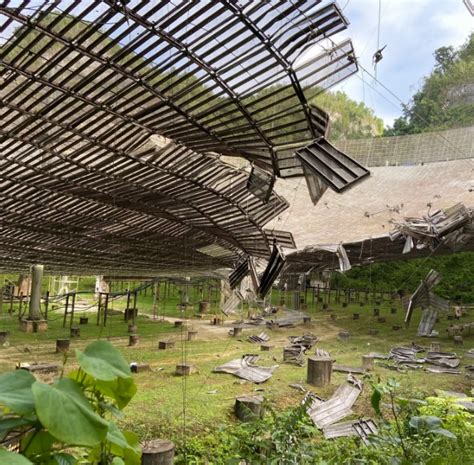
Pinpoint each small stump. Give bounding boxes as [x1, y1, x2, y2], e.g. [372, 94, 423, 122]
[353, 313, 360, 320]
[187, 330, 198, 341]
[232, 326, 243, 337]
[130, 363, 151, 373]
[174, 320, 184, 328]
[0, 331, 9, 344]
[318, 297, 323, 303]
[377, 317, 386, 323]
[199, 301, 210, 313]
[430, 342, 441, 352]
[175, 364, 196, 376]
[338, 331, 351, 340]
[56, 339, 70, 353]
[158, 340, 175, 350]
[128, 324, 137, 334]
[391, 308, 397, 315]
[362, 355, 374, 371]
[447, 315, 454, 321]
[124, 308, 138, 321]
[303, 316, 312, 326]
[211, 317, 223, 325]
[79, 317, 89, 325]
[373, 308, 380, 317]
[342, 302, 348, 308]
[392, 325, 402, 331]
[453, 336, 463, 346]
[330, 313, 337, 321]
[322, 303, 329, 310]
[128, 334, 139, 347]
[307, 356, 332, 387]
[141, 439, 175, 465]
[359, 302, 365, 307]
[234, 395, 264, 422]
[260, 343, 273, 351]
[20, 319, 34, 333]
[70, 326, 80, 338]
[368, 328, 379, 336]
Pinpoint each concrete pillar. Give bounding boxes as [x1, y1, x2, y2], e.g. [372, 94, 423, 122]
[16, 274, 30, 297]
[95, 276, 110, 296]
[29, 265, 44, 320]
[181, 277, 190, 305]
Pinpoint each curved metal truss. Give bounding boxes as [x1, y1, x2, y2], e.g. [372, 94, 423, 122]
[0, 0, 358, 275]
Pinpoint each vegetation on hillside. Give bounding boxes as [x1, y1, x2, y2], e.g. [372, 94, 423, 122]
[332, 252, 474, 302]
[314, 90, 384, 140]
[385, 33, 474, 135]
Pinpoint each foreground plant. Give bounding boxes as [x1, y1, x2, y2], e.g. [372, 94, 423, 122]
[0, 340, 140, 464]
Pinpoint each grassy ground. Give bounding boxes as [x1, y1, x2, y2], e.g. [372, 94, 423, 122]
[0, 292, 472, 445]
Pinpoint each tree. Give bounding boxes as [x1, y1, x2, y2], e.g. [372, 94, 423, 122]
[385, 33, 474, 136]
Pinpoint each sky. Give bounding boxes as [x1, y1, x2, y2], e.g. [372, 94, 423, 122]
[331, 0, 473, 127]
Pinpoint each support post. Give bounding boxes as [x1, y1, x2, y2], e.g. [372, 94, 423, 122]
[29, 265, 43, 321]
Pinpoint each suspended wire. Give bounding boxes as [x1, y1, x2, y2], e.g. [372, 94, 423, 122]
[356, 65, 471, 161]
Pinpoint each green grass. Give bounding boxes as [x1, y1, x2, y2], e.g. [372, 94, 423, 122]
[0, 294, 472, 446]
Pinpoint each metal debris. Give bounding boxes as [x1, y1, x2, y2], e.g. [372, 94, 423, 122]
[403, 269, 450, 329]
[417, 308, 438, 337]
[425, 367, 461, 375]
[315, 348, 330, 358]
[425, 351, 460, 369]
[307, 381, 363, 429]
[248, 332, 270, 344]
[283, 333, 320, 366]
[323, 419, 378, 444]
[221, 290, 244, 316]
[391, 203, 472, 252]
[283, 345, 306, 366]
[288, 333, 320, 349]
[214, 355, 278, 384]
[333, 365, 364, 375]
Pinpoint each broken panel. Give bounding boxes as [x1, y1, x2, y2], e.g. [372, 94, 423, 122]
[296, 137, 370, 192]
[229, 258, 250, 290]
[263, 229, 297, 250]
[417, 308, 438, 337]
[258, 244, 286, 298]
[247, 165, 275, 203]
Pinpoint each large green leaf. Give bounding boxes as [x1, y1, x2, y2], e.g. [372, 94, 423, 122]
[0, 448, 33, 464]
[32, 378, 108, 447]
[0, 370, 35, 415]
[107, 422, 141, 465]
[95, 377, 137, 409]
[76, 341, 131, 381]
[69, 370, 136, 409]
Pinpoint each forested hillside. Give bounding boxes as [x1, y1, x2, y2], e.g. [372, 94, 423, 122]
[385, 33, 474, 135]
[313, 90, 384, 140]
